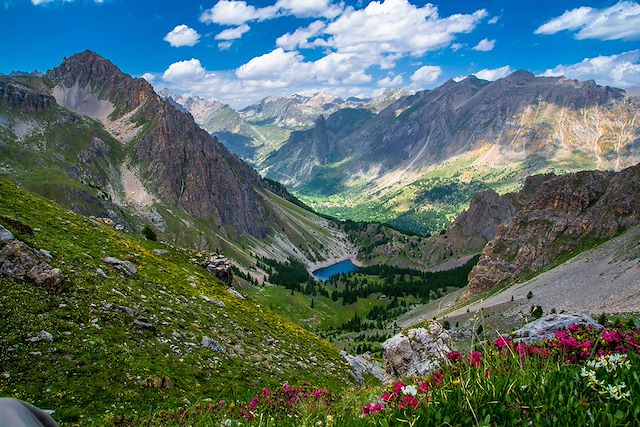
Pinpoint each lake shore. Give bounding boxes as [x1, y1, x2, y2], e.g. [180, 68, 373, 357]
[308, 253, 364, 273]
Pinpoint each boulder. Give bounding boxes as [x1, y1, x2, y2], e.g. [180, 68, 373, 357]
[0, 225, 14, 243]
[202, 337, 225, 352]
[197, 254, 234, 285]
[0, 239, 64, 293]
[513, 313, 602, 344]
[152, 249, 169, 256]
[227, 288, 245, 300]
[201, 295, 225, 308]
[102, 257, 137, 276]
[382, 323, 453, 383]
[340, 351, 385, 384]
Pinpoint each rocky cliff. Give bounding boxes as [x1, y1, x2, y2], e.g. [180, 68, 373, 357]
[46, 50, 268, 238]
[465, 163, 640, 299]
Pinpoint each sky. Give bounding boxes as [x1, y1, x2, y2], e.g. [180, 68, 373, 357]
[1, 0, 639, 107]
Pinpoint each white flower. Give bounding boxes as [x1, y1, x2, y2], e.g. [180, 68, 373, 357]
[401, 385, 417, 396]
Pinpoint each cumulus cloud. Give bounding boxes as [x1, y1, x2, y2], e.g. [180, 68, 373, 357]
[141, 73, 155, 82]
[215, 24, 250, 40]
[163, 24, 200, 47]
[218, 41, 233, 50]
[487, 16, 499, 24]
[199, 0, 341, 26]
[411, 65, 442, 84]
[451, 43, 465, 52]
[162, 58, 206, 82]
[474, 65, 512, 81]
[472, 38, 495, 52]
[535, 1, 640, 40]
[236, 48, 309, 81]
[276, 20, 326, 50]
[541, 49, 640, 88]
[378, 74, 404, 87]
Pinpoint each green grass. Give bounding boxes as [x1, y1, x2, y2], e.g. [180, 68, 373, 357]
[0, 178, 355, 424]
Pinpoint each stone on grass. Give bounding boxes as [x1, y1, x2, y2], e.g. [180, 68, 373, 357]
[101, 257, 137, 276]
[341, 351, 385, 384]
[513, 313, 602, 344]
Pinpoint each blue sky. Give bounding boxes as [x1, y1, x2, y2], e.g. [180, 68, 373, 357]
[1, 0, 639, 107]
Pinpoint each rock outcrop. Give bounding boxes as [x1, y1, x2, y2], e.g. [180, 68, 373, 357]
[0, 225, 64, 292]
[465, 164, 640, 299]
[382, 323, 454, 383]
[513, 314, 602, 344]
[340, 351, 385, 384]
[194, 254, 234, 286]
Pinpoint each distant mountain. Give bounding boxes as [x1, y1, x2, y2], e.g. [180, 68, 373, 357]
[161, 88, 411, 165]
[265, 71, 640, 234]
[0, 50, 356, 267]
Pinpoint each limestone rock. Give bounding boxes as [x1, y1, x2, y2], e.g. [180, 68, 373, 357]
[198, 254, 234, 286]
[514, 314, 602, 344]
[102, 257, 137, 276]
[0, 238, 64, 293]
[0, 226, 14, 243]
[152, 249, 169, 256]
[227, 288, 245, 300]
[340, 351, 385, 384]
[382, 323, 453, 383]
[201, 295, 225, 308]
[202, 337, 225, 352]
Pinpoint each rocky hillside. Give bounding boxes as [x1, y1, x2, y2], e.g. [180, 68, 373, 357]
[270, 71, 640, 234]
[465, 163, 640, 299]
[0, 178, 355, 423]
[0, 51, 356, 268]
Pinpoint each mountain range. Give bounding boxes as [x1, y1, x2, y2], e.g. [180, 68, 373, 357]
[259, 71, 640, 234]
[0, 50, 355, 272]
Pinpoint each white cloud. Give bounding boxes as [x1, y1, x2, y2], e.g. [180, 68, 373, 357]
[274, 0, 342, 18]
[141, 73, 155, 82]
[31, 0, 53, 4]
[236, 48, 308, 80]
[276, 20, 326, 50]
[32, 0, 103, 4]
[535, 1, 640, 40]
[218, 41, 233, 50]
[199, 0, 341, 26]
[541, 49, 640, 88]
[378, 74, 404, 87]
[472, 38, 495, 51]
[411, 65, 442, 84]
[200, 1, 275, 25]
[487, 16, 499, 24]
[325, 0, 487, 58]
[473, 65, 512, 81]
[215, 24, 250, 40]
[162, 59, 206, 82]
[163, 24, 200, 47]
[451, 43, 465, 52]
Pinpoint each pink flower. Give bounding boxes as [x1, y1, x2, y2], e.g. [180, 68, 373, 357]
[393, 381, 405, 395]
[495, 336, 511, 349]
[381, 392, 394, 402]
[468, 351, 483, 367]
[432, 371, 445, 386]
[261, 388, 271, 397]
[418, 381, 429, 394]
[398, 394, 419, 410]
[248, 397, 259, 411]
[447, 351, 462, 362]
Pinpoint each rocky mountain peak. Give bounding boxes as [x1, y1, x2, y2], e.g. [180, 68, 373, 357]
[504, 69, 536, 82]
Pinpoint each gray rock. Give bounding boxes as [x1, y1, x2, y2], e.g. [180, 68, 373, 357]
[202, 295, 225, 308]
[513, 313, 602, 344]
[0, 226, 14, 243]
[202, 337, 225, 352]
[0, 239, 64, 292]
[341, 351, 385, 384]
[133, 319, 155, 330]
[96, 268, 108, 278]
[39, 249, 53, 259]
[227, 288, 245, 300]
[39, 331, 53, 342]
[102, 257, 137, 276]
[382, 322, 454, 383]
[152, 249, 169, 255]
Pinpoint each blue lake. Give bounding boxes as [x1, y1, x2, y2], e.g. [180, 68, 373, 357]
[312, 259, 360, 281]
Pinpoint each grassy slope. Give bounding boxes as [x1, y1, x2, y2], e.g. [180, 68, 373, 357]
[0, 178, 354, 424]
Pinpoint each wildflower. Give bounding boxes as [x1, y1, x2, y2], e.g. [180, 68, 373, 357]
[468, 351, 483, 367]
[401, 385, 417, 396]
[447, 351, 462, 362]
[418, 381, 429, 394]
[398, 394, 419, 410]
[261, 388, 271, 397]
[432, 371, 445, 386]
[495, 336, 511, 349]
[381, 392, 393, 402]
[393, 381, 405, 395]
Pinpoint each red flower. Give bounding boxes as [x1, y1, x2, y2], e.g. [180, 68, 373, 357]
[447, 351, 462, 362]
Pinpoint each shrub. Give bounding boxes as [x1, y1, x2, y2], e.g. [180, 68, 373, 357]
[141, 225, 157, 241]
